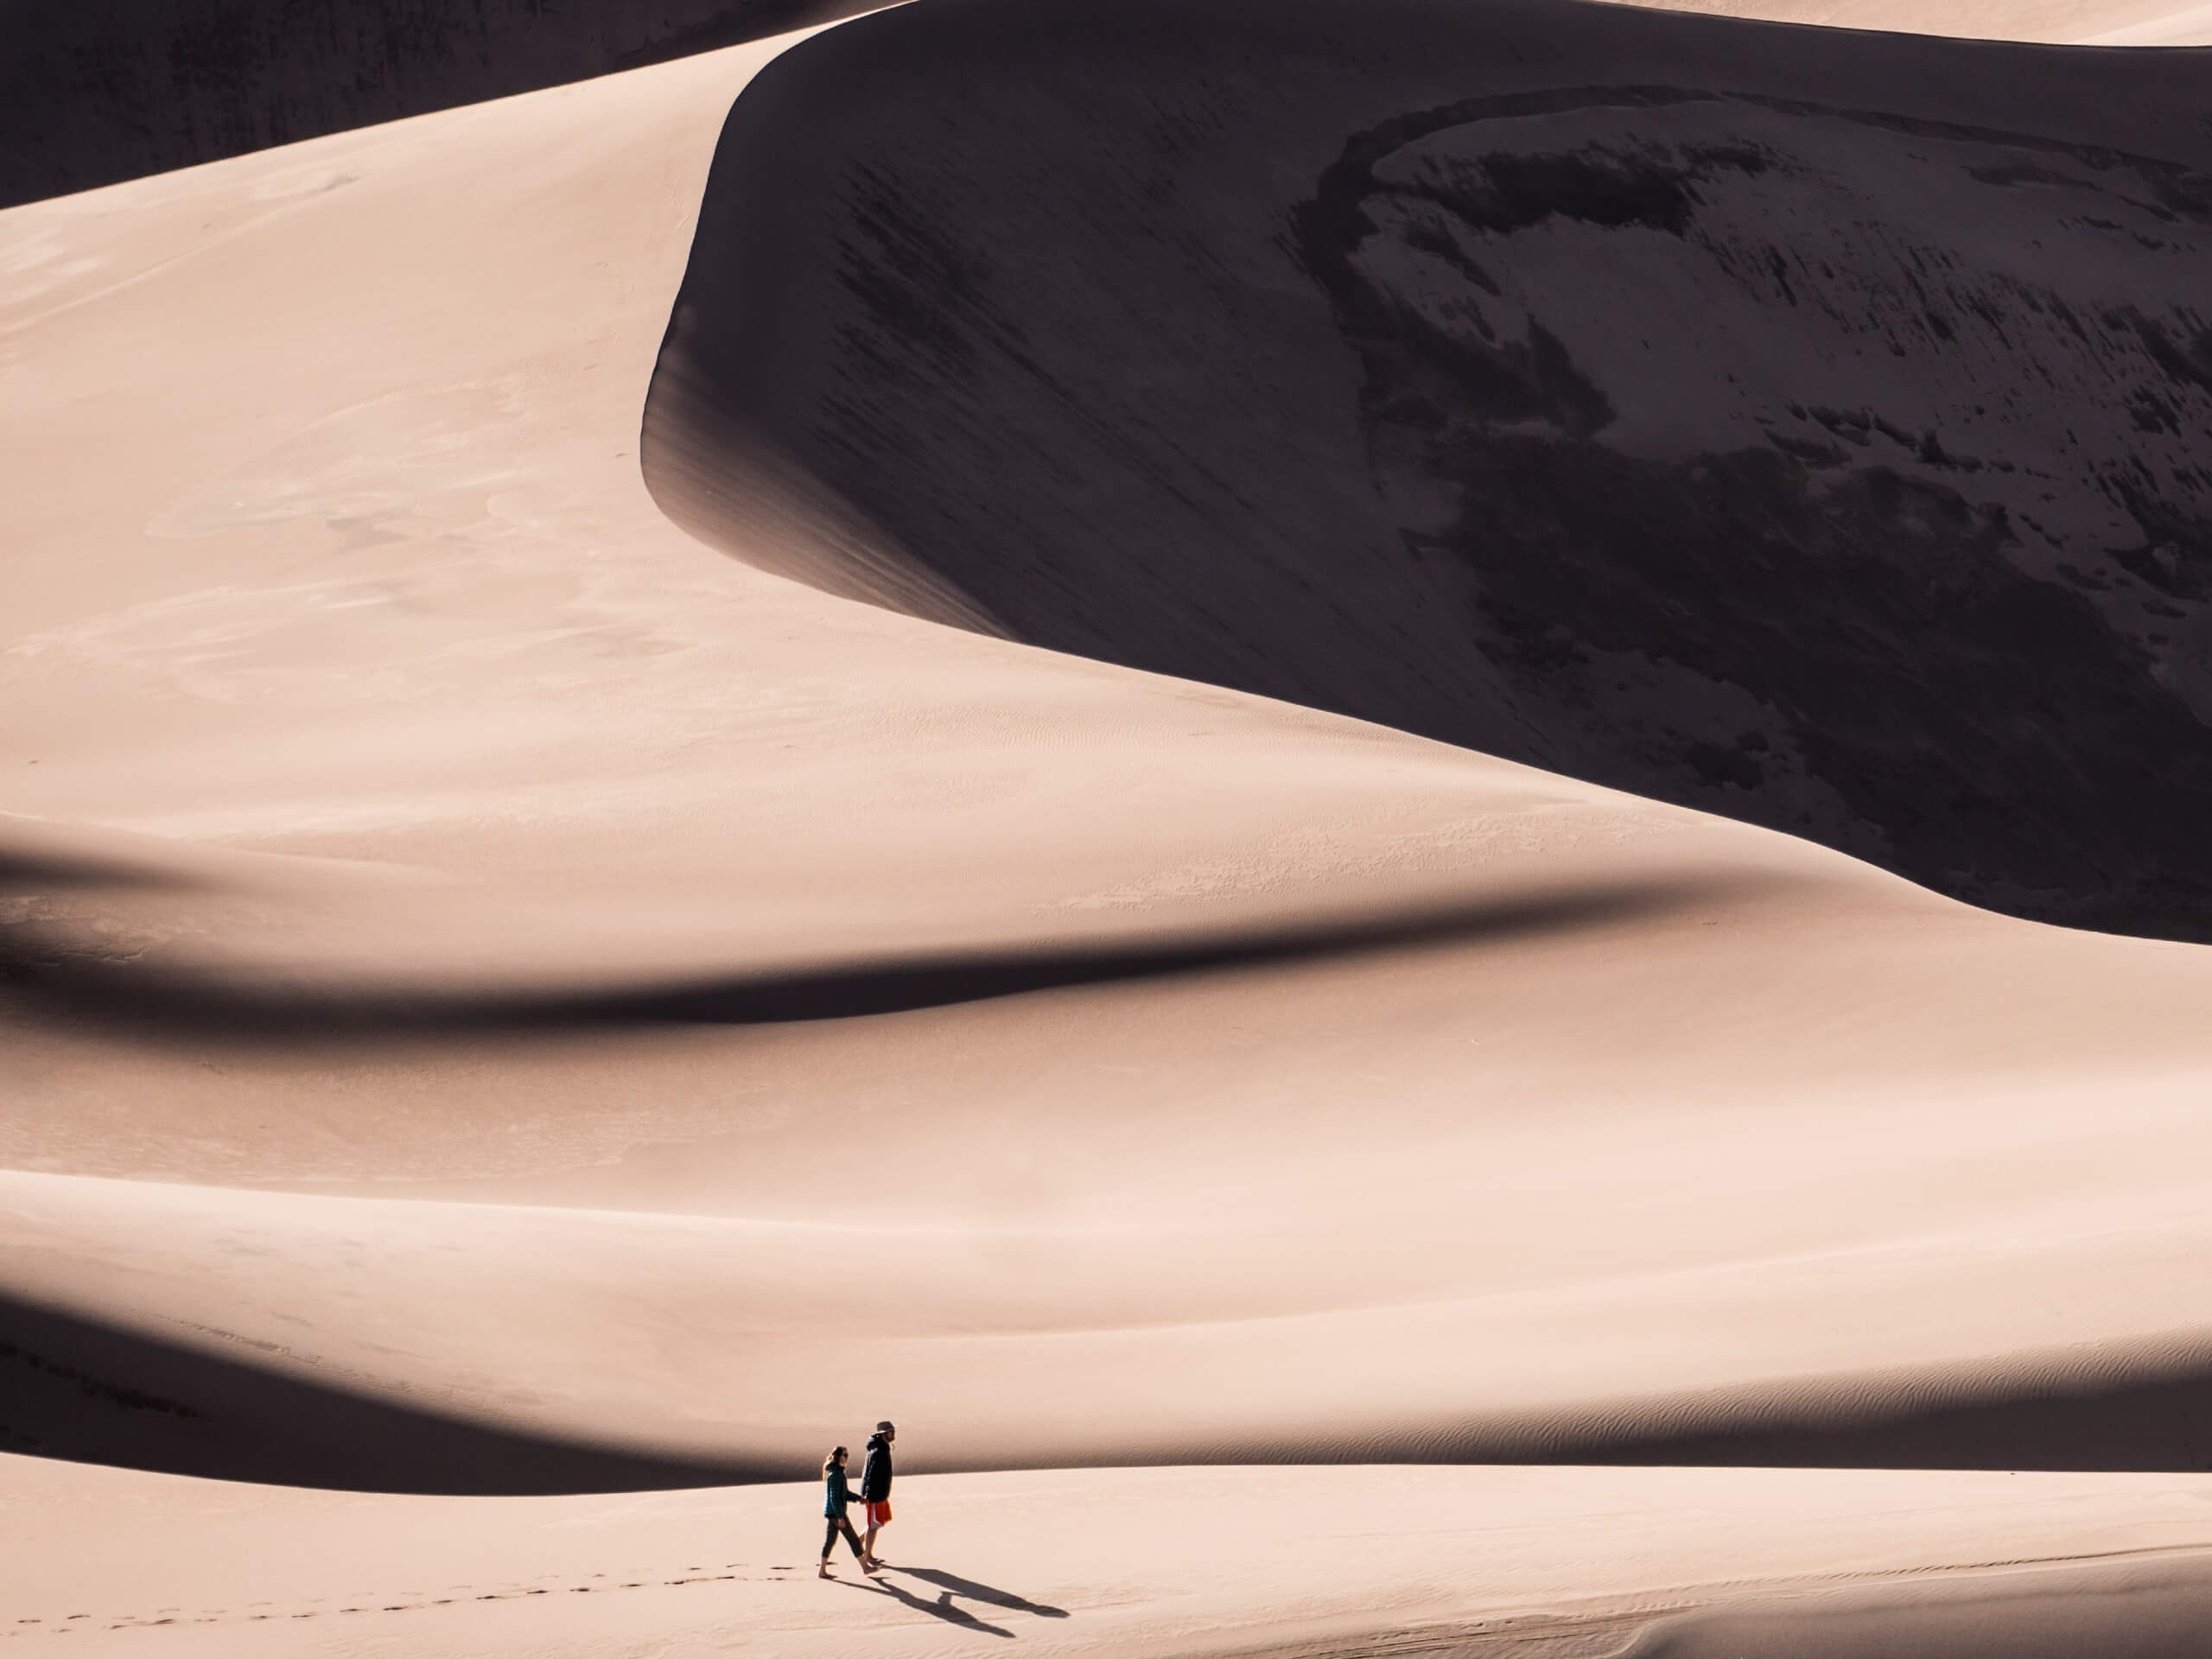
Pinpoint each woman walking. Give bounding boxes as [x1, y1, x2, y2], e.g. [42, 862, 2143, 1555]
[819, 1446, 874, 1577]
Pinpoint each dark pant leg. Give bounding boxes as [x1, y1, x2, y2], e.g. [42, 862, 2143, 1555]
[824, 1516, 864, 1560]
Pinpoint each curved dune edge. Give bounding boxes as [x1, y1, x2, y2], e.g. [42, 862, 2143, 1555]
[0, 0, 885, 210]
[645, 0, 2212, 941]
[11, 0, 2203, 219]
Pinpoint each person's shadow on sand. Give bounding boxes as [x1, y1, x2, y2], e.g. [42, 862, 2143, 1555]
[830, 1574, 1014, 1637]
[896, 1567, 1069, 1618]
[830, 1565, 1069, 1637]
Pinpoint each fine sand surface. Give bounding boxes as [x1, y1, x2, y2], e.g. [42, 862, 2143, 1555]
[10, 1455, 2212, 1656]
[8, 0, 2212, 1653]
[2089, 0, 2212, 33]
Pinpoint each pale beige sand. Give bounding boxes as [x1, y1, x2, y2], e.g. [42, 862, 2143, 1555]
[1647, 0, 2212, 41]
[8, 1452, 2212, 1656]
[7, 3, 2212, 1653]
[2082, 0, 2212, 33]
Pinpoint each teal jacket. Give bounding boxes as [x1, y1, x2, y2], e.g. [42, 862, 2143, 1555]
[823, 1463, 853, 1519]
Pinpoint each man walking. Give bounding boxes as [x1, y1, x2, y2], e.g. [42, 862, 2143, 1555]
[858, 1420, 896, 1568]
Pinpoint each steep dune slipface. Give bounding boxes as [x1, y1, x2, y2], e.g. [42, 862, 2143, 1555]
[645, 0, 2212, 939]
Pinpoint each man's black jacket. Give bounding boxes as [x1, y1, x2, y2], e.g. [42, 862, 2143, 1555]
[859, 1433, 893, 1502]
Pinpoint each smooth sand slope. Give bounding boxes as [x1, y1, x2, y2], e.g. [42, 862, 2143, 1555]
[10, 1455, 2212, 1656]
[648, 0, 2212, 940]
[2090, 0, 2212, 33]
[8, 3, 2212, 1653]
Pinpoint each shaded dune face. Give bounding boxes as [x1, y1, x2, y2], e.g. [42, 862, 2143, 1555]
[0, 1292, 759, 1496]
[645, 0, 2212, 939]
[1310, 91, 2212, 936]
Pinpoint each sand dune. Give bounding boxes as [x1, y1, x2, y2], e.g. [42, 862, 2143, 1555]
[10, 0, 2212, 1484]
[647, 0, 2212, 939]
[10, 0, 2212, 1651]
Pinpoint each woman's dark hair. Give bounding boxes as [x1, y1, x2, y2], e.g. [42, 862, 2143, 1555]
[823, 1446, 848, 1475]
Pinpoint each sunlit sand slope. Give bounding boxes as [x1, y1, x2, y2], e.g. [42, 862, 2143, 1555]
[1650, 0, 2212, 42]
[8, 1454, 2212, 1657]
[647, 0, 2212, 940]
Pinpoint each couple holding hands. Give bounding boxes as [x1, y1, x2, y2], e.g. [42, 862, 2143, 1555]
[820, 1420, 896, 1577]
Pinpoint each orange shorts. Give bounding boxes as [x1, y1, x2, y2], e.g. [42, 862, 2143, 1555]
[863, 1500, 892, 1528]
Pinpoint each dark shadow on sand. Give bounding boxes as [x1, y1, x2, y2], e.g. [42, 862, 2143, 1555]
[895, 1566, 1070, 1617]
[15, 1274, 2212, 1493]
[0, 872, 1745, 1048]
[0, 1288, 764, 1496]
[0, 849, 206, 893]
[828, 1569, 1018, 1637]
[1541, 1363, 2212, 1473]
